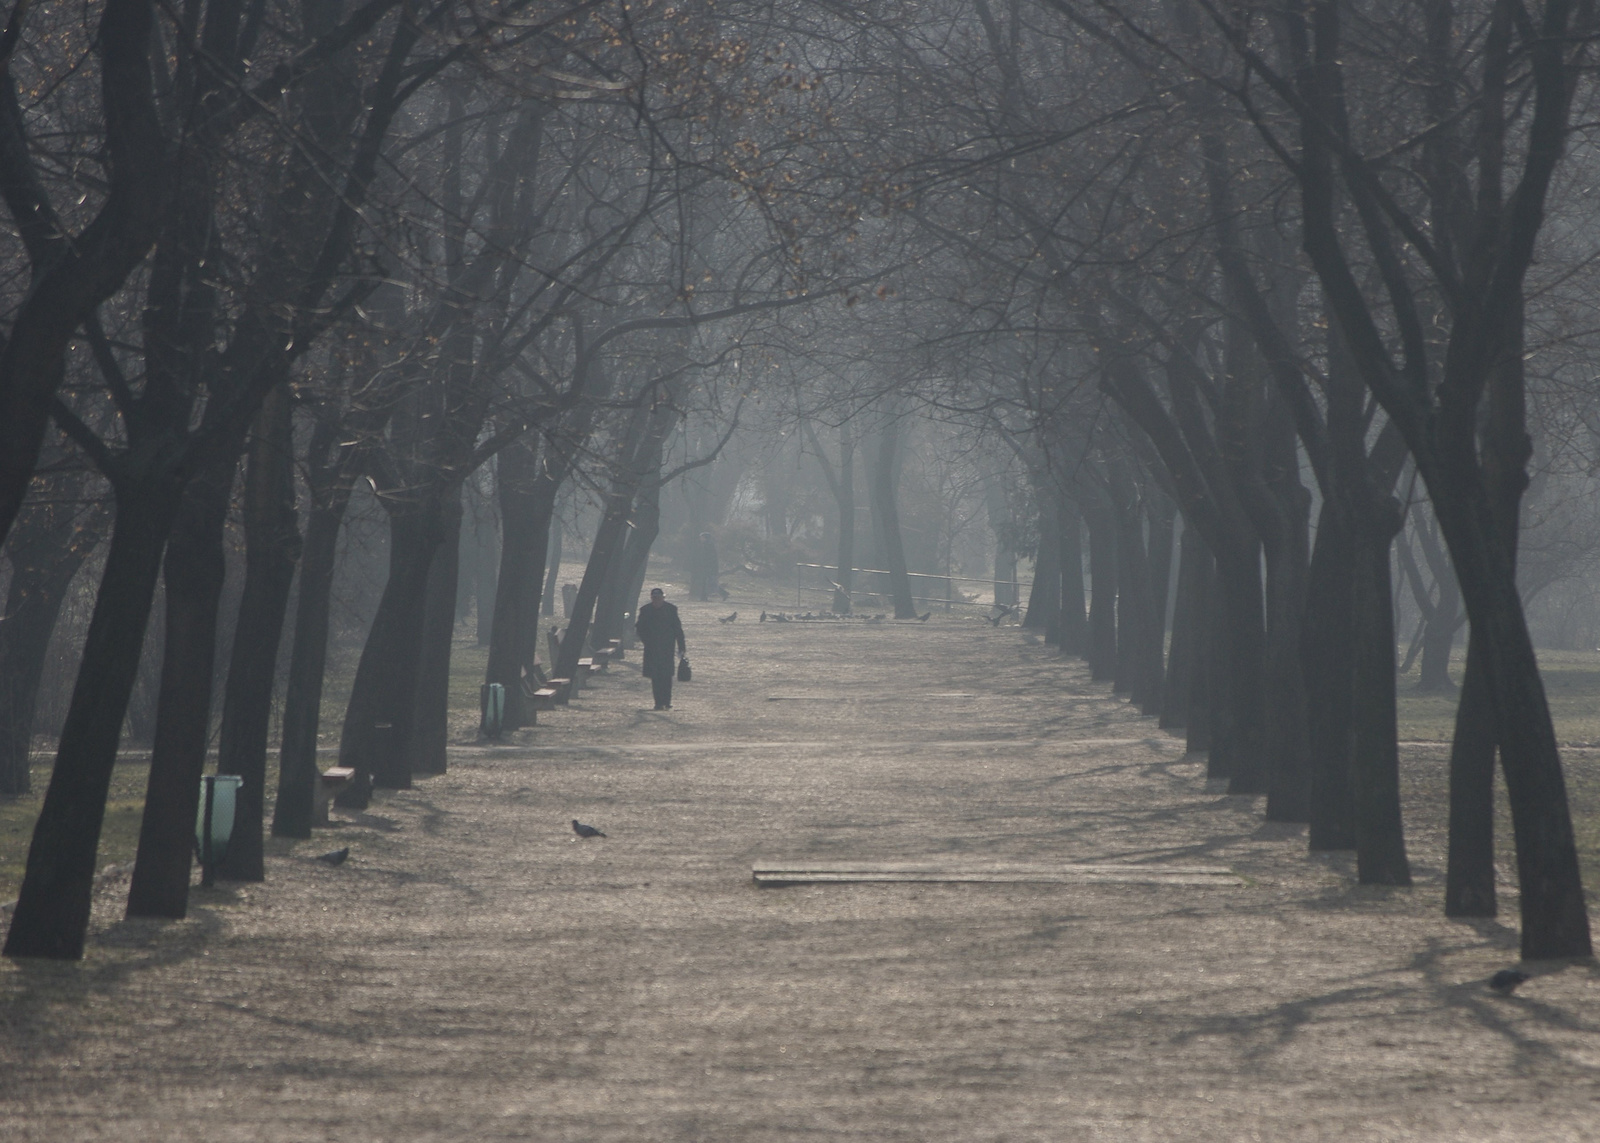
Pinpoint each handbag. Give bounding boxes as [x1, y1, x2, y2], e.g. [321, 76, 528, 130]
[677, 656, 692, 682]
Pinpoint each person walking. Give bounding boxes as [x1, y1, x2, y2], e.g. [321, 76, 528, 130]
[635, 587, 687, 710]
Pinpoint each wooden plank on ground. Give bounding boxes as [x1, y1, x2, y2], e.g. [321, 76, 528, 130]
[751, 861, 1243, 887]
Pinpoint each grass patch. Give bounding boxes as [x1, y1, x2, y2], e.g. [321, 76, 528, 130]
[0, 634, 494, 904]
[1395, 647, 1600, 744]
[0, 757, 149, 903]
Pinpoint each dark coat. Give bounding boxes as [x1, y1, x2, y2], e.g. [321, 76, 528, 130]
[635, 600, 685, 680]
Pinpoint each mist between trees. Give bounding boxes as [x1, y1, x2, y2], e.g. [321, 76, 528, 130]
[0, 0, 1596, 961]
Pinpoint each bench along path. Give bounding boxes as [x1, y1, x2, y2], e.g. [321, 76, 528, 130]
[2, 602, 1597, 1141]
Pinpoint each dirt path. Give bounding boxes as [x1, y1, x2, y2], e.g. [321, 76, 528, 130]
[2, 604, 1597, 1141]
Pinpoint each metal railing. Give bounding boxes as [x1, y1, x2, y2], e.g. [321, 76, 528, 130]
[794, 563, 1032, 612]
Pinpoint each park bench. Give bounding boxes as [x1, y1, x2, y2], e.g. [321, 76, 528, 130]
[313, 767, 356, 825]
[529, 663, 572, 705]
[515, 676, 561, 721]
[573, 657, 595, 690]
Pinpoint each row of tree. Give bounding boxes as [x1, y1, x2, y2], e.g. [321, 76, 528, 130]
[0, 0, 825, 959]
[2, 0, 1597, 964]
[711, 0, 1597, 960]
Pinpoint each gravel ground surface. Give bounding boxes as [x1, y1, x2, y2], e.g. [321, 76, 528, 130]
[2, 603, 1597, 1141]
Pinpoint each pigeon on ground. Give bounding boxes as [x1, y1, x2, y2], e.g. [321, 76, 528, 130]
[1488, 969, 1530, 995]
[760, 610, 767, 622]
[316, 847, 350, 866]
[917, 611, 932, 622]
[719, 611, 738, 623]
[572, 819, 607, 839]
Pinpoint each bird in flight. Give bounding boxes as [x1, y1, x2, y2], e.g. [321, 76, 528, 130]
[572, 819, 607, 839]
[1488, 969, 1529, 995]
[316, 847, 350, 866]
[719, 611, 738, 623]
[989, 604, 1018, 626]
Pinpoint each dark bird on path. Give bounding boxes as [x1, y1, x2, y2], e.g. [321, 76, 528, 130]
[719, 611, 738, 623]
[917, 611, 931, 622]
[316, 847, 350, 866]
[989, 604, 1018, 627]
[760, 610, 767, 622]
[1488, 969, 1530, 995]
[572, 819, 607, 839]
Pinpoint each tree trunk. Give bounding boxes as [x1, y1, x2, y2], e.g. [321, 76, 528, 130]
[473, 503, 498, 646]
[558, 489, 635, 680]
[1214, 537, 1267, 794]
[486, 438, 544, 729]
[833, 430, 855, 614]
[608, 464, 665, 637]
[1415, 518, 1460, 693]
[1111, 481, 1147, 698]
[272, 430, 356, 838]
[542, 515, 561, 618]
[126, 448, 238, 918]
[1058, 499, 1088, 656]
[521, 478, 563, 670]
[454, 517, 475, 626]
[596, 440, 666, 647]
[336, 500, 446, 806]
[0, 502, 96, 796]
[1349, 505, 1411, 885]
[1440, 512, 1589, 954]
[1445, 635, 1496, 915]
[1301, 501, 1357, 850]
[1084, 499, 1118, 680]
[215, 387, 301, 880]
[410, 490, 462, 775]
[1187, 544, 1214, 756]
[987, 474, 1016, 610]
[1141, 490, 1174, 716]
[1261, 483, 1312, 824]
[1160, 521, 1201, 731]
[558, 399, 677, 680]
[4, 484, 179, 959]
[1202, 558, 1229, 776]
[1025, 483, 1062, 639]
[869, 419, 916, 619]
